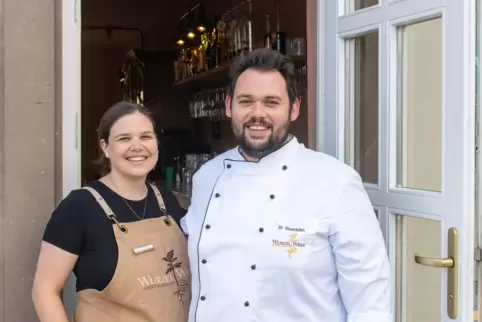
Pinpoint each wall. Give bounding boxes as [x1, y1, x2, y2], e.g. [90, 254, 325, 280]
[0, 0, 58, 320]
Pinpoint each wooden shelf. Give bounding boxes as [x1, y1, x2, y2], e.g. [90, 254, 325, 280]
[172, 62, 231, 88]
[172, 55, 306, 89]
[290, 55, 307, 61]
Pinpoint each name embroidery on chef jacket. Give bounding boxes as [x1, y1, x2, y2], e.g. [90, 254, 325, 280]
[271, 225, 307, 258]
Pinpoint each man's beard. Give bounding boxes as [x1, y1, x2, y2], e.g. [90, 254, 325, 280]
[232, 116, 291, 160]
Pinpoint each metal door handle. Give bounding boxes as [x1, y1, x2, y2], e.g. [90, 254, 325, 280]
[414, 255, 454, 268]
[414, 227, 458, 319]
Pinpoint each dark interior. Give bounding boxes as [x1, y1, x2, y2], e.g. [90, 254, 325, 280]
[80, 0, 309, 188]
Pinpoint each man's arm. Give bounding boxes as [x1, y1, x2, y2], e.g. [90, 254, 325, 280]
[329, 172, 391, 322]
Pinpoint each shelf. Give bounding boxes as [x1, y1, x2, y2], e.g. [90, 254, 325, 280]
[290, 55, 307, 61]
[172, 55, 306, 89]
[172, 62, 232, 88]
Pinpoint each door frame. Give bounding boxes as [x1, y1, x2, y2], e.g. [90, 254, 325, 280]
[60, 0, 82, 316]
[316, 0, 476, 321]
[315, 0, 325, 152]
[62, 0, 81, 194]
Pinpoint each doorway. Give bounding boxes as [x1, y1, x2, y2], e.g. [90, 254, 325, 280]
[61, 0, 311, 316]
[78, 0, 310, 186]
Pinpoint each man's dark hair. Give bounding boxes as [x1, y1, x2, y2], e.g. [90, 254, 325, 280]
[227, 48, 298, 106]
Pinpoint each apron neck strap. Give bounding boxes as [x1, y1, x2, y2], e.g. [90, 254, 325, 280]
[82, 186, 128, 233]
[148, 183, 167, 212]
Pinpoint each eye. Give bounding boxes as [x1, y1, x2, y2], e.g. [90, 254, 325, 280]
[118, 137, 130, 141]
[142, 135, 154, 140]
[238, 100, 252, 106]
[265, 100, 279, 107]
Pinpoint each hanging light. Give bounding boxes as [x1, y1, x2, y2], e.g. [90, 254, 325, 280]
[184, 7, 197, 39]
[175, 19, 189, 45]
[192, 2, 208, 33]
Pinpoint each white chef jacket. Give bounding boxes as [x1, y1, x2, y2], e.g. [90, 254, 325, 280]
[181, 136, 391, 322]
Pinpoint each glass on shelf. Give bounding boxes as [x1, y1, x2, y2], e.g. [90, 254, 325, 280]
[188, 87, 228, 121]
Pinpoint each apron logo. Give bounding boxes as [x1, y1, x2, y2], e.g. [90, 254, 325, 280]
[272, 232, 307, 258]
[136, 250, 189, 307]
[163, 249, 189, 306]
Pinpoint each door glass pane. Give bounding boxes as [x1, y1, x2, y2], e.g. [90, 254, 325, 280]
[344, 0, 378, 14]
[344, 30, 379, 184]
[395, 214, 441, 322]
[397, 18, 442, 192]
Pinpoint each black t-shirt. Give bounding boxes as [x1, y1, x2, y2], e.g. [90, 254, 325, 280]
[42, 180, 187, 292]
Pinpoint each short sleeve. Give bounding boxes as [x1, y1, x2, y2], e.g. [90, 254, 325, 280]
[42, 190, 86, 255]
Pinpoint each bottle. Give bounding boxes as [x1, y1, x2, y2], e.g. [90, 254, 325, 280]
[264, 14, 271, 48]
[235, 4, 247, 55]
[244, 0, 253, 53]
[221, 11, 232, 62]
[216, 14, 227, 64]
[226, 9, 238, 60]
[210, 16, 221, 68]
[231, 5, 242, 57]
[198, 32, 209, 72]
[205, 29, 213, 70]
[274, 0, 286, 54]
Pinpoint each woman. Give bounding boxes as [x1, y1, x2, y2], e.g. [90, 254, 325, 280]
[32, 101, 191, 322]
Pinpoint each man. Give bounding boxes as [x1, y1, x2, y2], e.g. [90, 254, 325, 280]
[180, 48, 391, 322]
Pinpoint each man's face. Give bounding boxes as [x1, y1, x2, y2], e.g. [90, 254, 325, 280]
[225, 68, 300, 160]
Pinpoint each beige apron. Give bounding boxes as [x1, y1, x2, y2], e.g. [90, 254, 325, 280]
[72, 183, 191, 322]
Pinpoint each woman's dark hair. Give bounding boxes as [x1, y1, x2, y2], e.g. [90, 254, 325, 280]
[95, 101, 156, 176]
[227, 48, 298, 106]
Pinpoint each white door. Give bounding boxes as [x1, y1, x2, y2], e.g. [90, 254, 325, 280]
[321, 0, 475, 321]
[61, 0, 82, 316]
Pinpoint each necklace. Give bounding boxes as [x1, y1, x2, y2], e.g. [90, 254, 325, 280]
[108, 175, 148, 220]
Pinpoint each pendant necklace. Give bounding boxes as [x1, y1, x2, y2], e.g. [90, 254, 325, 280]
[108, 175, 148, 220]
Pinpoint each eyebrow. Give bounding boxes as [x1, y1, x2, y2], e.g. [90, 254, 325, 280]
[113, 131, 155, 139]
[236, 94, 254, 100]
[236, 94, 283, 101]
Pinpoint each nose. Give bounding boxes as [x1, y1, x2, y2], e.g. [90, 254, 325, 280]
[251, 101, 267, 117]
[130, 137, 143, 150]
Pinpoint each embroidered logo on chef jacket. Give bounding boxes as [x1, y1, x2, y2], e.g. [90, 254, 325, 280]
[272, 225, 308, 258]
[136, 250, 189, 306]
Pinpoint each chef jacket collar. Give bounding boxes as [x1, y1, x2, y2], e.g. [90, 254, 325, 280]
[222, 135, 299, 175]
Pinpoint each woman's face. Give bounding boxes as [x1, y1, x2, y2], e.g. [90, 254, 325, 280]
[101, 112, 158, 179]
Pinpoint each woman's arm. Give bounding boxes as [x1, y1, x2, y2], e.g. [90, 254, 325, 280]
[32, 241, 78, 322]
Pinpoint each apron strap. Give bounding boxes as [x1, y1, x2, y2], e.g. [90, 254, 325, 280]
[82, 186, 128, 233]
[148, 184, 173, 227]
[148, 183, 167, 212]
